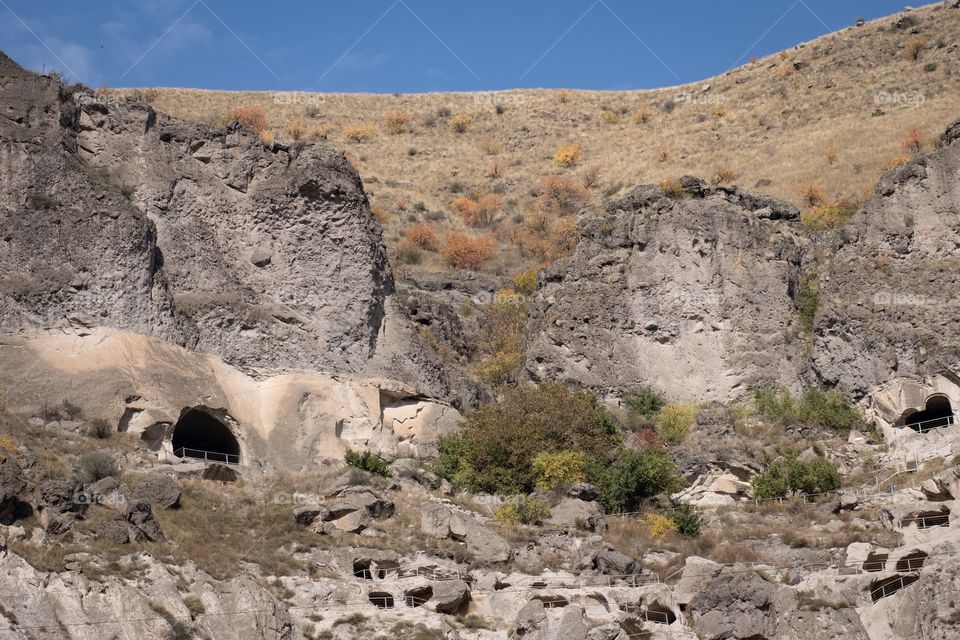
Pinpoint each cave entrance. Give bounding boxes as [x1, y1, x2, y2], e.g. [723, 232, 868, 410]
[904, 395, 955, 433]
[895, 550, 928, 572]
[171, 408, 241, 464]
[862, 552, 888, 572]
[643, 600, 677, 625]
[368, 592, 394, 609]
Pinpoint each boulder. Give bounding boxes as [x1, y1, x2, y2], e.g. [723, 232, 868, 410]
[431, 579, 470, 614]
[566, 483, 599, 502]
[330, 509, 372, 534]
[0, 454, 26, 503]
[594, 549, 638, 575]
[104, 502, 165, 544]
[835, 492, 859, 512]
[675, 556, 722, 606]
[548, 498, 607, 532]
[421, 503, 511, 562]
[130, 472, 181, 509]
[511, 599, 547, 638]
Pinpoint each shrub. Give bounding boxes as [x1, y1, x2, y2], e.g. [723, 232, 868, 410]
[537, 176, 591, 216]
[712, 106, 727, 119]
[370, 203, 390, 223]
[481, 138, 502, 156]
[632, 429, 665, 451]
[87, 418, 112, 439]
[752, 455, 840, 499]
[884, 153, 912, 170]
[287, 118, 306, 141]
[383, 111, 413, 134]
[451, 193, 501, 228]
[600, 110, 621, 125]
[557, 90, 572, 104]
[654, 405, 697, 444]
[824, 147, 839, 165]
[258, 130, 275, 145]
[796, 273, 819, 332]
[669, 504, 702, 537]
[495, 496, 550, 525]
[342, 123, 378, 143]
[554, 144, 583, 168]
[448, 114, 475, 133]
[225, 106, 269, 134]
[904, 35, 928, 61]
[710, 167, 736, 186]
[641, 513, 677, 538]
[901, 126, 926, 154]
[484, 160, 505, 180]
[623, 388, 666, 419]
[473, 290, 528, 385]
[442, 234, 495, 270]
[305, 125, 327, 141]
[801, 198, 859, 231]
[344, 449, 390, 477]
[579, 166, 601, 189]
[753, 386, 863, 432]
[659, 179, 685, 200]
[76, 453, 119, 482]
[436, 383, 621, 494]
[594, 449, 684, 513]
[654, 146, 670, 162]
[405, 224, 439, 251]
[632, 106, 653, 124]
[796, 181, 827, 208]
[396, 242, 422, 264]
[532, 450, 588, 490]
[512, 270, 537, 296]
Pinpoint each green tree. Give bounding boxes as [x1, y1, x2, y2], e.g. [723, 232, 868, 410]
[594, 449, 684, 513]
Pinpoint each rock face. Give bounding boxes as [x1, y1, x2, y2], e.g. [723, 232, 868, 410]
[814, 123, 960, 395]
[525, 178, 807, 402]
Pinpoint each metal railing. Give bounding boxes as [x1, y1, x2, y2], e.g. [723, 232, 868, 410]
[174, 447, 240, 465]
[904, 413, 956, 433]
[899, 513, 950, 529]
[870, 574, 920, 602]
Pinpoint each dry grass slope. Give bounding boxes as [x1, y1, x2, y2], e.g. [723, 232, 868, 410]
[119, 3, 960, 277]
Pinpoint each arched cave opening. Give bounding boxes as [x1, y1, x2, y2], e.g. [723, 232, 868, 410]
[368, 592, 394, 609]
[644, 600, 677, 625]
[353, 560, 372, 580]
[902, 507, 950, 529]
[895, 550, 928, 572]
[904, 395, 954, 432]
[870, 574, 920, 602]
[863, 552, 888, 572]
[404, 585, 432, 607]
[171, 408, 241, 464]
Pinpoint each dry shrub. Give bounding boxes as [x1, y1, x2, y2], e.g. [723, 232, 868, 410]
[448, 114, 475, 133]
[712, 106, 727, 118]
[405, 224, 439, 251]
[225, 106, 269, 134]
[659, 178, 685, 200]
[481, 138, 503, 156]
[654, 146, 670, 163]
[557, 90, 572, 104]
[383, 111, 413, 134]
[452, 192, 501, 228]
[600, 110, 621, 124]
[824, 147, 839, 165]
[344, 151, 361, 171]
[342, 122, 378, 143]
[710, 167, 736, 186]
[632, 105, 653, 124]
[485, 160, 505, 179]
[442, 234, 495, 270]
[905, 35, 928, 61]
[901, 126, 926, 154]
[258, 130, 275, 145]
[777, 62, 794, 78]
[537, 176, 591, 217]
[305, 125, 327, 141]
[554, 144, 583, 168]
[287, 118, 306, 141]
[796, 181, 827, 208]
[371, 203, 390, 223]
[884, 152, 912, 170]
[801, 198, 859, 230]
[580, 166, 601, 189]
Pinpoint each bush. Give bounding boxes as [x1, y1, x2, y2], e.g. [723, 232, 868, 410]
[710, 167, 736, 186]
[904, 35, 927, 61]
[753, 386, 863, 433]
[342, 123, 378, 143]
[435, 383, 621, 494]
[448, 114, 475, 133]
[579, 166, 601, 189]
[659, 179, 685, 200]
[442, 234, 495, 270]
[287, 118, 306, 141]
[796, 273, 819, 331]
[532, 450, 588, 490]
[495, 496, 550, 525]
[641, 513, 677, 538]
[512, 270, 537, 296]
[537, 176, 591, 216]
[654, 405, 697, 445]
[451, 192, 501, 228]
[76, 453, 119, 482]
[752, 455, 840, 499]
[383, 111, 413, 134]
[554, 144, 583, 167]
[225, 106, 269, 134]
[594, 449, 684, 513]
[631, 106, 653, 124]
[801, 198, 859, 231]
[623, 388, 666, 419]
[796, 181, 827, 208]
[344, 449, 391, 477]
[600, 110, 621, 125]
[669, 504, 702, 537]
[901, 126, 926, 154]
[405, 224, 439, 251]
[481, 138, 503, 156]
[87, 418, 112, 439]
[473, 290, 528, 386]
[557, 90, 572, 104]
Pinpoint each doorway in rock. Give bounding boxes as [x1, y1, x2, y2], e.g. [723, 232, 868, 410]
[904, 395, 954, 433]
[171, 408, 241, 464]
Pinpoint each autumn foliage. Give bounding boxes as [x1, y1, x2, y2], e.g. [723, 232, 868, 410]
[442, 234, 495, 270]
[226, 106, 269, 134]
[452, 192, 502, 228]
[405, 224, 439, 251]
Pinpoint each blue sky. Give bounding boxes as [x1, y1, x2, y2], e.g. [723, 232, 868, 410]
[0, 0, 938, 92]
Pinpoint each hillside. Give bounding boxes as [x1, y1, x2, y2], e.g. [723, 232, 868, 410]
[120, 3, 960, 277]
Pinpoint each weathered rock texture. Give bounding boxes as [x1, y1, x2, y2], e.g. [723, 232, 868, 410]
[526, 178, 808, 402]
[0, 51, 448, 397]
